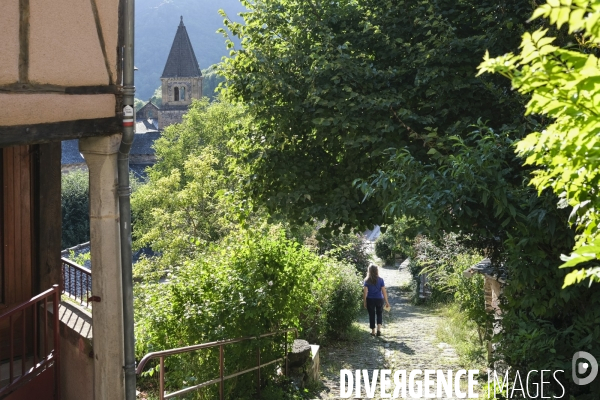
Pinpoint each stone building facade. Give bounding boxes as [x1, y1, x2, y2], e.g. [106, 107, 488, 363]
[157, 17, 203, 130]
[137, 100, 159, 120]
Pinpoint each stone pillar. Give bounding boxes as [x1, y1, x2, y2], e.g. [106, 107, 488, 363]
[79, 134, 125, 400]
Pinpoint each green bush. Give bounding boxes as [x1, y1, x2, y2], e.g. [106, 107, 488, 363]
[410, 234, 488, 325]
[321, 261, 362, 340]
[294, 223, 370, 276]
[62, 170, 141, 250]
[374, 218, 422, 265]
[449, 253, 489, 343]
[61, 170, 89, 248]
[135, 227, 361, 399]
[374, 232, 395, 265]
[320, 234, 370, 277]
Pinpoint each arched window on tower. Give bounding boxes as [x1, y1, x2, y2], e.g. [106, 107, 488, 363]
[180, 86, 186, 101]
[174, 87, 179, 101]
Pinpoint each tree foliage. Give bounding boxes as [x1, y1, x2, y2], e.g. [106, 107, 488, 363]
[219, 0, 600, 395]
[374, 217, 421, 264]
[61, 169, 89, 248]
[202, 64, 226, 100]
[131, 99, 247, 269]
[479, 0, 600, 287]
[220, 0, 530, 233]
[361, 124, 600, 396]
[298, 223, 371, 275]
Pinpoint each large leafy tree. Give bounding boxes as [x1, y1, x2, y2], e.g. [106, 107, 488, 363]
[220, 0, 531, 233]
[479, 0, 600, 287]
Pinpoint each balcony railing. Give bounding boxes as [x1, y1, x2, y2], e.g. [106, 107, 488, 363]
[0, 285, 60, 398]
[136, 328, 298, 400]
[61, 257, 92, 309]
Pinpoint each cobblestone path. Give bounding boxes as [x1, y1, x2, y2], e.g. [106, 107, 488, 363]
[316, 260, 461, 399]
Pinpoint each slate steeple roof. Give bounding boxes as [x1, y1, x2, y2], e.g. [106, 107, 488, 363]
[161, 16, 202, 78]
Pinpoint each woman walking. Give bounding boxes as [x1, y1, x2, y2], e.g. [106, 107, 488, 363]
[363, 264, 390, 336]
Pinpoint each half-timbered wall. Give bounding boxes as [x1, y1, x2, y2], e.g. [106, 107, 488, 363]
[0, 0, 123, 146]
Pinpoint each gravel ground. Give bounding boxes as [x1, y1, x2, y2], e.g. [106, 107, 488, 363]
[315, 260, 463, 399]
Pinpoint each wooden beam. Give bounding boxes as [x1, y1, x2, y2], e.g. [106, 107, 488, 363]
[33, 142, 62, 293]
[89, 0, 114, 85]
[0, 83, 120, 94]
[0, 117, 121, 147]
[19, 0, 30, 83]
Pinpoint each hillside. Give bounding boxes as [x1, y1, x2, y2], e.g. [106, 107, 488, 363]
[135, 0, 245, 100]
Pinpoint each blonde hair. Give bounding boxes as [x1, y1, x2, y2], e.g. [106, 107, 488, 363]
[365, 264, 379, 285]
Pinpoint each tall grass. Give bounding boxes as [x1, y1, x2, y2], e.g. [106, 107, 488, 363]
[435, 302, 487, 371]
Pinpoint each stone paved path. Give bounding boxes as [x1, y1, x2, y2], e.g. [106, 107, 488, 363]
[316, 260, 462, 399]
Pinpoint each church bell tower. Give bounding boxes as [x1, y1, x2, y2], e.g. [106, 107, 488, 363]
[158, 16, 203, 130]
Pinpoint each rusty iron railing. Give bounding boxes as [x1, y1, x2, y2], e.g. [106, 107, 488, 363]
[61, 257, 92, 309]
[0, 285, 61, 399]
[136, 328, 298, 400]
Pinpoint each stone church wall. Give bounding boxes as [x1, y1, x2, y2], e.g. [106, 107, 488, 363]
[161, 77, 202, 106]
[158, 109, 186, 130]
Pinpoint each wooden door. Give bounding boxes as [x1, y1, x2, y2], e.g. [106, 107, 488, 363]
[0, 145, 34, 361]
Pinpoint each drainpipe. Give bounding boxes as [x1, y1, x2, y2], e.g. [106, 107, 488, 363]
[120, 0, 136, 398]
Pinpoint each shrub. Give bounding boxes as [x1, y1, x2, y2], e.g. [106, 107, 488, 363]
[374, 217, 422, 265]
[321, 234, 370, 277]
[445, 253, 489, 344]
[135, 226, 361, 398]
[63, 170, 141, 250]
[61, 170, 89, 248]
[407, 233, 467, 303]
[296, 223, 370, 276]
[410, 234, 488, 330]
[374, 232, 395, 265]
[321, 261, 362, 340]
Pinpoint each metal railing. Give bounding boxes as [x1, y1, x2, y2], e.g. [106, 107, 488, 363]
[0, 285, 60, 398]
[136, 328, 298, 400]
[61, 257, 92, 309]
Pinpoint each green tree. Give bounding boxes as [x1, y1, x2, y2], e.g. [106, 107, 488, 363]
[131, 99, 248, 271]
[62, 170, 141, 249]
[134, 98, 146, 112]
[150, 86, 162, 108]
[478, 0, 600, 287]
[360, 124, 600, 396]
[220, 0, 530, 233]
[202, 64, 226, 100]
[61, 169, 90, 248]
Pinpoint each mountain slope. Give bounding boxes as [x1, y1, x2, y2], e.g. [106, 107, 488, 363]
[135, 0, 245, 99]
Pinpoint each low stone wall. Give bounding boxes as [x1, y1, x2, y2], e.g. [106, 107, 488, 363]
[58, 301, 93, 400]
[288, 339, 320, 389]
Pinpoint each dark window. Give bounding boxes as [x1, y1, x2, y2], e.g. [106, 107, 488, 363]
[174, 87, 179, 101]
